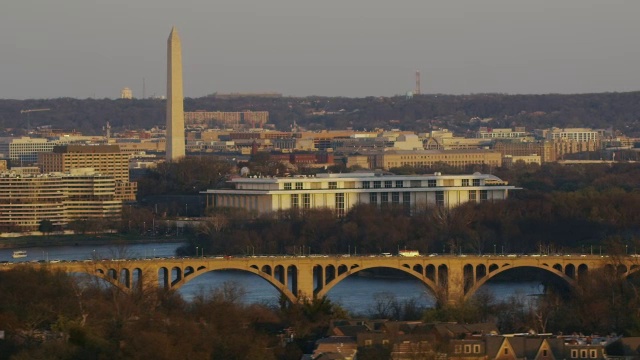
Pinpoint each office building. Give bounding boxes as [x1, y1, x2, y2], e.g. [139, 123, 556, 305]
[0, 137, 58, 164]
[372, 150, 502, 170]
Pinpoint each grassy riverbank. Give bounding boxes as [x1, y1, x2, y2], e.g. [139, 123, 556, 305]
[0, 233, 187, 249]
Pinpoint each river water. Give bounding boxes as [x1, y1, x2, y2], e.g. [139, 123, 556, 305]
[0, 242, 542, 314]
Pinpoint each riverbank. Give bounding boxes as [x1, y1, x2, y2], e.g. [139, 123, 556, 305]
[0, 233, 187, 249]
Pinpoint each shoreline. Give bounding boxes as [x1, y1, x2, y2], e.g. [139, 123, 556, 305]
[0, 234, 187, 249]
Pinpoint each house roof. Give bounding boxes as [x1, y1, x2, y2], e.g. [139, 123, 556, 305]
[486, 336, 564, 359]
[606, 337, 640, 356]
[332, 325, 370, 337]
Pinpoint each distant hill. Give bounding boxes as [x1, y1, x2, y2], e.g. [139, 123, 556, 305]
[2, 92, 640, 136]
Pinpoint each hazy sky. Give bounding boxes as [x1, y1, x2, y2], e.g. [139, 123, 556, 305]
[2, 0, 640, 99]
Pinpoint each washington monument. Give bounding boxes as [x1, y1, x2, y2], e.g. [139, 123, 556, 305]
[166, 26, 185, 161]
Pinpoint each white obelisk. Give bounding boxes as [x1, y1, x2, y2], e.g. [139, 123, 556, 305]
[166, 26, 185, 161]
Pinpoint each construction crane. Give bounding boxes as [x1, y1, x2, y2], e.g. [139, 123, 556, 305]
[20, 108, 50, 133]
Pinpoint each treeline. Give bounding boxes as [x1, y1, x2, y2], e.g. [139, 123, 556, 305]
[427, 265, 640, 335]
[136, 156, 232, 198]
[3, 91, 640, 135]
[183, 163, 640, 257]
[0, 261, 637, 360]
[0, 266, 347, 360]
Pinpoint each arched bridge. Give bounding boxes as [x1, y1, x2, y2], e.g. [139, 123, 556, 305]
[13, 254, 640, 304]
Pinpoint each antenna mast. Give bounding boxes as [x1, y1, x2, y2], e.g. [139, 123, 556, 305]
[142, 77, 146, 99]
[20, 108, 50, 133]
[415, 70, 421, 95]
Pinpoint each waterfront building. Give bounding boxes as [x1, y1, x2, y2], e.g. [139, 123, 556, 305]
[202, 172, 516, 216]
[0, 169, 121, 231]
[38, 145, 136, 201]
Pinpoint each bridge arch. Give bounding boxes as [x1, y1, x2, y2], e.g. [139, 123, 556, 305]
[463, 264, 576, 301]
[315, 264, 439, 299]
[169, 265, 299, 303]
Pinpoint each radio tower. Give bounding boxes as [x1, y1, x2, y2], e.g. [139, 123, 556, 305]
[415, 70, 421, 95]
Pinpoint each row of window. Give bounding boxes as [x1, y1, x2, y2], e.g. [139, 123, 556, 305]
[454, 344, 482, 354]
[283, 179, 483, 190]
[369, 192, 412, 205]
[571, 349, 599, 358]
[291, 193, 346, 216]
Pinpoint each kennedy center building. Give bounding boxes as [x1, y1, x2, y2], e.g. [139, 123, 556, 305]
[166, 26, 185, 161]
[202, 172, 517, 216]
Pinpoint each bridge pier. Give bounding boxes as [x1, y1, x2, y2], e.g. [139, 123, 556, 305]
[295, 262, 315, 302]
[447, 265, 465, 304]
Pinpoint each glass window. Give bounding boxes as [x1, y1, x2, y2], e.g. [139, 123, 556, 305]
[590, 350, 597, 358]
[473, 179, 481, 186]
[474, 345, 481, 353]
[362, 181, 370, 189]
[303, 194, 310, 209]
[571, 350, 578, 358]
[454, 345, 462, 354]
[581, 350, 587, 358]
[369, 192, 378, 204]
[469, 190, 477, 201]
[381, 192, 389, 205]
[392, 192, 400, 204]
[284, 182, 292, 190]
[462, 179, 469, 187]
[480, 190, 488, 202]
[328, 182, 337, 189]
[295, 182, 303, 190]
[395, 180, 403, 188]
[335, 193, 345, 217]
[436, 191, 445, 206]
[464, 345, 471, 353]
[428, 179, 437, 187]
[291, 194, 299, 209]
[384, 180, 392, 188]
[373, 181, 382, 188]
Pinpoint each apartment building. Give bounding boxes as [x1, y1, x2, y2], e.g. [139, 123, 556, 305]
[38, 145, 137, 201]
[0, 169, 121, 231]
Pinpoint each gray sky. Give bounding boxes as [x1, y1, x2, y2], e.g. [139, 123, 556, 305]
[2, 0, 640, 99]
